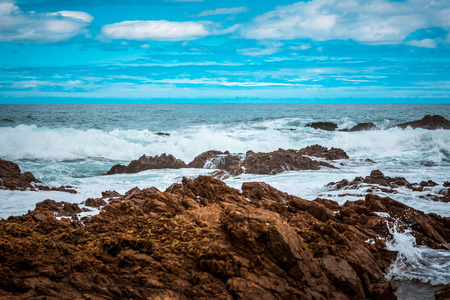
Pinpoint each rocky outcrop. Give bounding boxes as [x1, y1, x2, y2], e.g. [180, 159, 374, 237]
[297, 144, 349, 160]
[0, 158, 76, 194]
[106, 154, 188, 175]
[393, 114, 450, 130]
[1, 176, 449, 299]
[340, 122, 378, 132]
[188, 150, 243, 175]
[327, 170, 422, 194]
[306, 121, 338, 131]
[113, 146, 349, 177]
[1, 176, 423, 299]
[242, 149, 336, 175]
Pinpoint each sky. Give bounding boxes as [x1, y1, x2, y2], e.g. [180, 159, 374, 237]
[0, 0, 449, 103]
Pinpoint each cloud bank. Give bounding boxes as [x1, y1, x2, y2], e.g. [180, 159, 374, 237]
[101, 20, 216, 41]
[0, 2, 93, 43]
[241, 0, 450, 45]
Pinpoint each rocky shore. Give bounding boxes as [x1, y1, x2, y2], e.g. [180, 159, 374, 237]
[106, 145, 349, 176]
[1, 175, 449, 299]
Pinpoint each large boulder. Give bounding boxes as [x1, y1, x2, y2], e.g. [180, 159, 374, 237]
[393, 115, 450, 130]
[105, 154, 188, 175]
[188, 150, 243, 175]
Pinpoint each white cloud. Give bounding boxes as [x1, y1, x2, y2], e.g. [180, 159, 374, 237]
[193, 7, 247, 17]
[0, 3, 93, 43]
[405, 38, 438, 48]
[241, 0, 450, 45]
[101, 20, 215, 41]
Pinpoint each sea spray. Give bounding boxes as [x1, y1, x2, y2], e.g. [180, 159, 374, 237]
[385, 221, 450, 285]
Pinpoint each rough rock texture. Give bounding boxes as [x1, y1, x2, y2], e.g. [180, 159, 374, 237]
[340, 123, 378, 132]
[3, 176, 437, 299]
[106, 154, 188, 175]
[298, 144, 349, 160]
[242, 149, 336, 175]
[327, 170, 422, 193]
[0, 158, 76, 194]
[393, 114, 450, 130]
[0, 158, 38, 190]
[188, 151, 243, 175]
[305, 122, 338, 131]
[343, 194, 450, 250]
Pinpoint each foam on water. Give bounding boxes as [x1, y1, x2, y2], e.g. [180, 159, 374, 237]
[386, 222, 450, 285]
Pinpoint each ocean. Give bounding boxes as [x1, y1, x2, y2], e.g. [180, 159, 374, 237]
[0, 103, 449, 299]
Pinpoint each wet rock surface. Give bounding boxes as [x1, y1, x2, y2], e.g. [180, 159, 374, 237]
[327, 170, 422, 193]
[393, 114, 450, 130]
[1, 176, 448, 299]
[435, 283, 450, 300]
[0, 159, 76, 194]
[305, 121, 338, 131]
[109, 146, 348, 177]
[297, 144, 349, 160]
[243, 149, 336, 175]
[340, 122, 378, 132]
[106, 154, 188, 175]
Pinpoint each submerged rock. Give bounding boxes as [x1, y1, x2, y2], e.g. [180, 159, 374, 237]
[305, 121, 338, 131]
[5, 176, 440, 299]
[393, 114, 450, 130]
[105, 154, 188, 175]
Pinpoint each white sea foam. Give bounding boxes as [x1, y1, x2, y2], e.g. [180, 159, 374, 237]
[385, 221, 450, 285]
[1, 123, 449, 165]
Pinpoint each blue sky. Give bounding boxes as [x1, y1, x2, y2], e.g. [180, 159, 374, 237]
[0, 0, 449, 103]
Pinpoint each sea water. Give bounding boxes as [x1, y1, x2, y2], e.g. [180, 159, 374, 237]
[0, 103, 449, 298]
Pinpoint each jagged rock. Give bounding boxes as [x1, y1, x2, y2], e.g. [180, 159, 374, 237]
[0, 159, 76, 194]
[420, 180, 438, 187]
[343, 194, 450, 250]
[305, 121, 338, 131]
[188, 150, 243, 175]
[105, 154, 188, 175]
[84, 198, 107, 208]
[341, 122, 377, 132]
[327, 170, 421, 193]
[243, 149, 336, 175]
[393, 114, 450, 130]
[298, 144, 349, 160]
[0, 159, 38, 190]
[35, 199, 87, 219]
[0, 175, 420, 299]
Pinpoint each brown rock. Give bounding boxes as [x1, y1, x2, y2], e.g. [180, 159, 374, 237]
[394, 114, 450, 130]
[0, 158, 76, 194]
[435, 283, 450, 300]
[8, 176, 449, 299]
[0, 158, 37, 190]
[243, 149, 336, 175]
[298, 144, 349, 160]
[306, 122, 338, 131]
[346, 122, 377, 132]
[105, 154, 188, 175]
